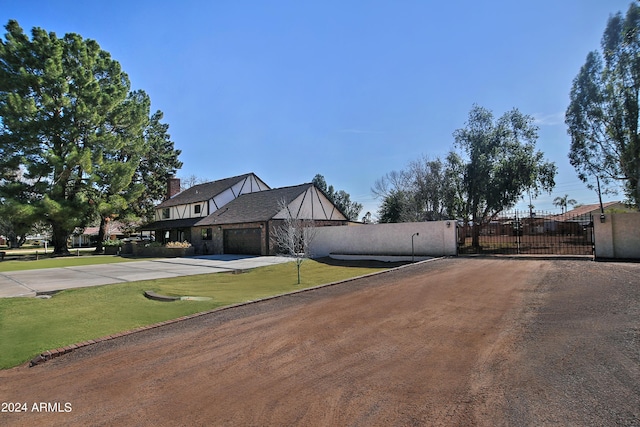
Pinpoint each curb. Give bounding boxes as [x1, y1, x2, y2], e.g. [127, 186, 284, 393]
[458, 254, 594, 261]
[28, 257, 442, 367]
[143, 290, 180, 302]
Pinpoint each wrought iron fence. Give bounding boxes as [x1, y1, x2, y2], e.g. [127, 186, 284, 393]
[458, 210, 594, 255]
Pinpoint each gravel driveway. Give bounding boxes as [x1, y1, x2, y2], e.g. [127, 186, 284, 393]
[0, 257, 638, 426]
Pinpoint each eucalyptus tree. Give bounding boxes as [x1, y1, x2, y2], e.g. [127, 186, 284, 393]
[453, 105, 556, 249]
[0, 20, 181, 254]
[373, 106, 555, 247]
[566, 3, 640, 208]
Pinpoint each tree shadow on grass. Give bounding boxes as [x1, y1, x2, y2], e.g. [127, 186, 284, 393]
[312, 256, 411, 269]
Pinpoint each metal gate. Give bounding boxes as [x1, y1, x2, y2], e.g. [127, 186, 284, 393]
[458, 210, 594, 255]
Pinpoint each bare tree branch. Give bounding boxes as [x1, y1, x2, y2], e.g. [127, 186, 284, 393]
[269, 198, 317, 284]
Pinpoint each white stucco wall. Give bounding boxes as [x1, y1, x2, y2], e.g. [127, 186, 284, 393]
[594, 212, 640, 259]
[310, 221, 457, 258]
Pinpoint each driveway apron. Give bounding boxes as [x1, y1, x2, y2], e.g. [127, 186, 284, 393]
[0, 255, 292, 298]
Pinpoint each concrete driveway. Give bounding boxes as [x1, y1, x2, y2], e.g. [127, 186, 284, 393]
[0, 255, 293, 298]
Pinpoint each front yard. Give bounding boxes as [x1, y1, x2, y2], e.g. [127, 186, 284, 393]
[0, 259, 388, 369]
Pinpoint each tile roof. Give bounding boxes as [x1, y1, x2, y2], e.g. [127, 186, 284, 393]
[552, 201, 624, 221]
[195, 184, 313, 226]
[156, 173, 260, 208]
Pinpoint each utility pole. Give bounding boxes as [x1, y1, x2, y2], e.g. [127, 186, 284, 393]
[597, 176, 604, 214]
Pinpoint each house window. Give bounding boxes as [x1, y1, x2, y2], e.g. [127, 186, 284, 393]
[162, 208, 170, 219]
[202, 228, 212, 241]
[194, 205, 201, 214]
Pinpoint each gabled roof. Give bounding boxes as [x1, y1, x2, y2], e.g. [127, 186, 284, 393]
[156, 173, 264, 208]
[74, 221, 134, 236]
[195, 184, 314, 226]
[553, 201, 626, 221]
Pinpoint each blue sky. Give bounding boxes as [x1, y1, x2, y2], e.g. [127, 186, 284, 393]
[1, 0, 633, 218]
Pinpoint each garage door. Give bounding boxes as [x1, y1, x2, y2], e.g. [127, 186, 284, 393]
[223, 228, 262, 255]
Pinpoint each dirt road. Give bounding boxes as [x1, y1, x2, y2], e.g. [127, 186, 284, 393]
[1, 258, 638, 426]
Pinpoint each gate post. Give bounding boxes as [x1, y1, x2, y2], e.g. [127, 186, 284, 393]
[515, 211, 521, 255]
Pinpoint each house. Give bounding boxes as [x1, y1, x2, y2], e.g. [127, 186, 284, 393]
[549, 201, 633, 237]
[71, 221, 130, 247]
[553, 201, 633, 221]
[143, 173, 270, 244]
[142, 174, 349, 255]
[71, 226, 101, 247]
[191, 183, 348, 255]
[553, 201, 633, 228]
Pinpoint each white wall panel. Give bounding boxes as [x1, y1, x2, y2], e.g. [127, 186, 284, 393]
[214, 188, 236, 209]
[172, 205, 189, 219]
[183, 202, 207, 218]
[594, 213, 640, 259]
[300, 195, 314, 218]
[252, 176, 270, 191]
[310, 221, 457, 257]
[314, 188, 347, 220]
[232, 178, 247, 196]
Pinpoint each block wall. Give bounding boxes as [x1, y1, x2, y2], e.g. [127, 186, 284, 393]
[309, 221, 458, 258]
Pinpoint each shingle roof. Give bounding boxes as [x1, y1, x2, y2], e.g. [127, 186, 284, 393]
[195, 184, 313, 226]
[76, 223, 127, 236]
[156, 173, 258, 208]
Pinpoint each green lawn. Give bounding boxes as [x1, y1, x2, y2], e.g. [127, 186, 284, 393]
[0, 260, 387, 369]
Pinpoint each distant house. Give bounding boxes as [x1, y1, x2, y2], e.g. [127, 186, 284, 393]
[71, 221, 130, 247]
[71, 227, 99, 247]
[551, 201, 633, 236]
[553, 201, 633, 222]
[142, 173, 348, 255]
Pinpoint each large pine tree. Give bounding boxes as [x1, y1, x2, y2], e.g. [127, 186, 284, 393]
[0, 20, 181, 254]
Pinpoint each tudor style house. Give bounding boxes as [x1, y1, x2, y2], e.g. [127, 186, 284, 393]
[142, 173, 348, 255]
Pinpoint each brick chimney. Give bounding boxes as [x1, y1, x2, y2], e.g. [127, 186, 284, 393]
[167, 177, 181, 200]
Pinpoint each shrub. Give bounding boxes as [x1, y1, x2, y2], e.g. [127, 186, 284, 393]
[165, 241, 192, 248]
[102, 239, 122, 247]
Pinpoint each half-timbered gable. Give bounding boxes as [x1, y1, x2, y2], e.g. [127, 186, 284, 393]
[153, 173, 269, 222]
[143, 173, 270, 243]
[272, 184, 346, 221]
